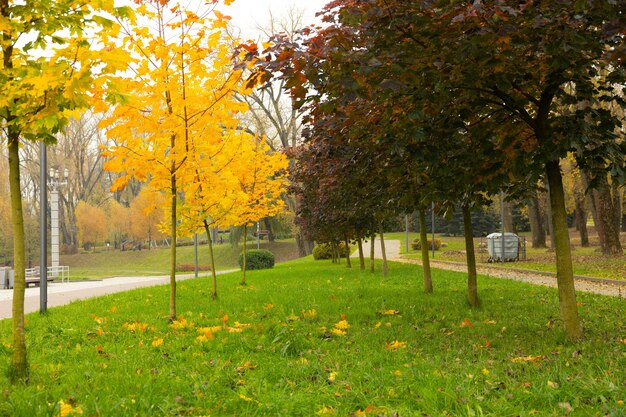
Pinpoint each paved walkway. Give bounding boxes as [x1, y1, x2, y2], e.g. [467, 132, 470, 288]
[351, 237, 401, 259]
[0, 270, 238, 320]
[354, 239, 625, 298]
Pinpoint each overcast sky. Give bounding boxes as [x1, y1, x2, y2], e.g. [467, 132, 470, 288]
[218, 0, 330, 39]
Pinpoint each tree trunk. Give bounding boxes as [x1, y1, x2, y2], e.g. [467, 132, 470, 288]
[379, 223, 388, 278]
[582, 172, 605, 250]
[528, 191, 546, 248]
[241, 224, 248, 285]
[263, 217, 275, 242]
[344, 236, 352, 268]
[462, 204, 479, 308]
[8, 134, 28, 381]
[545, 160, 582, 340]
[574, 196, 589, 247]
[289, 195, 313, 257]
[357, 238, 365, 270]
[622, 189, 626, 232]
[336, 241, 341, 264]
[544, 183, 555, 249]
[590, 176, 623, 255]
[369, 233, 375, 273]
[203, 220, 218, 300]
[168, 171, 177, 322]
[503, 200, 516, 234]
[418, 208, 433, 293]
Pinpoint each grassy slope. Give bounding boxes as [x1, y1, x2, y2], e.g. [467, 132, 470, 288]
[63, 240, 299, 279]
[385, 231, 626, 281]
[1, 258, 625, 416]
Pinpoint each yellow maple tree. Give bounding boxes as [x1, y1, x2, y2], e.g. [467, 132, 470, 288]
[215, 134, 288, 285]
[101, 1, 249, 320]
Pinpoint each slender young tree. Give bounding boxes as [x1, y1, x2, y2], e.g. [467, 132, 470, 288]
[0, 0, 129, 381]
[102, 1, 246, 321]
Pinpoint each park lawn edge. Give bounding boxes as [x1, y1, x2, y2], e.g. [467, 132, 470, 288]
[0, 258, 625, 416]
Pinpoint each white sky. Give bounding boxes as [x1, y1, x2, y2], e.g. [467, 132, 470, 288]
[218, 0, 330, 40]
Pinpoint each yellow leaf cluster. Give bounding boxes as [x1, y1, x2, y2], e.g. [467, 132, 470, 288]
[384, 340, 407, 351]
[99, 2, 288, 239]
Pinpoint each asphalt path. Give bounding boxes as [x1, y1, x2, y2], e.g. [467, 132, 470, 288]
[0, 270, 238, 320]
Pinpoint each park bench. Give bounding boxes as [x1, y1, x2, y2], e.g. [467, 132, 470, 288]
[25, 268, 54, 287]
[1, 266, 70, 289]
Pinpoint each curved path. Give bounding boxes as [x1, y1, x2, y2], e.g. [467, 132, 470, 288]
[0, 271, 237, 320]
[356, 239, 625, 298]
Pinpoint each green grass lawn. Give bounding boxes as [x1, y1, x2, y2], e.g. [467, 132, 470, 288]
[62, 239, 299, 280]
[1, 258, 625, 416]
[386, 231, 626, 281]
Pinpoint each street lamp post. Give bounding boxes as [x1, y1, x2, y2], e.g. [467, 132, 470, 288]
[39, 143, 47, 313]
[49, 168, 68, 278]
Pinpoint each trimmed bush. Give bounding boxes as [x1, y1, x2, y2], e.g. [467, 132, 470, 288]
[312, 243, 351, 260]
[411, 238, 442, 251]
[238, 249, 275, 270]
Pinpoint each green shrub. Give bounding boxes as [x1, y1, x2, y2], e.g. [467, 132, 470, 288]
[312, 243, 351, 260]
[411, 238, 442, 251]
[238, 249, 275, 270]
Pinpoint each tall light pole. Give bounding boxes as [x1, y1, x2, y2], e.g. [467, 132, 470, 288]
[49, 167, 68, 277]
[39, 143, 47, 313]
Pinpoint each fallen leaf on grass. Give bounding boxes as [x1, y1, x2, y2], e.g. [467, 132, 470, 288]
[56, 399, 83, 417]
[302, 309, 317, 319]
[171, 317, 194, 330]
[352, 405, 377, 416]
[123, 322, 148, 333]
[558, 402, 573, 412]
[460, 319, 473, 328]
[327, 371, 337, 383]
[335, 319, 350, 330]
[384, 340, 407, 351]
[236, 361, 257, 373]
[316, 406, 335, 416]
[151, 338, 163, 347]
[547, 380, 559, 389]
[383, 309, 400, 315]
[511, 355, 543, 363]
[331, 328, 346, 336]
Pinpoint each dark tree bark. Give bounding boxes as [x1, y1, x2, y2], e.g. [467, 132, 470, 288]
[357, 238, 365, 270]
[503, 200, 516, 234]
[528, 191, 546, 248]
[588, 175, 623, 255]
[418, 208, 433, 293]
[369, 233, 375, 272]
[546, 160, 582, 340]
[574, 196, 589, 247]
[462, 205, 479, 308]
[379, 223, 388, 278]
[344, 236, 352, 268]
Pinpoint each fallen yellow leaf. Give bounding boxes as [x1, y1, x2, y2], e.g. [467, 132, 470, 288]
[384, 340, 407, 351]
[511, 355, 543, 363]
[383, 309, 400, 315]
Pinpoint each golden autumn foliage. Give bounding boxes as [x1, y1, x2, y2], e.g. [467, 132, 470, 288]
[75, 201, 107, 250]
[129, 188, 166, 246]
[99, 1, 284, 315]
